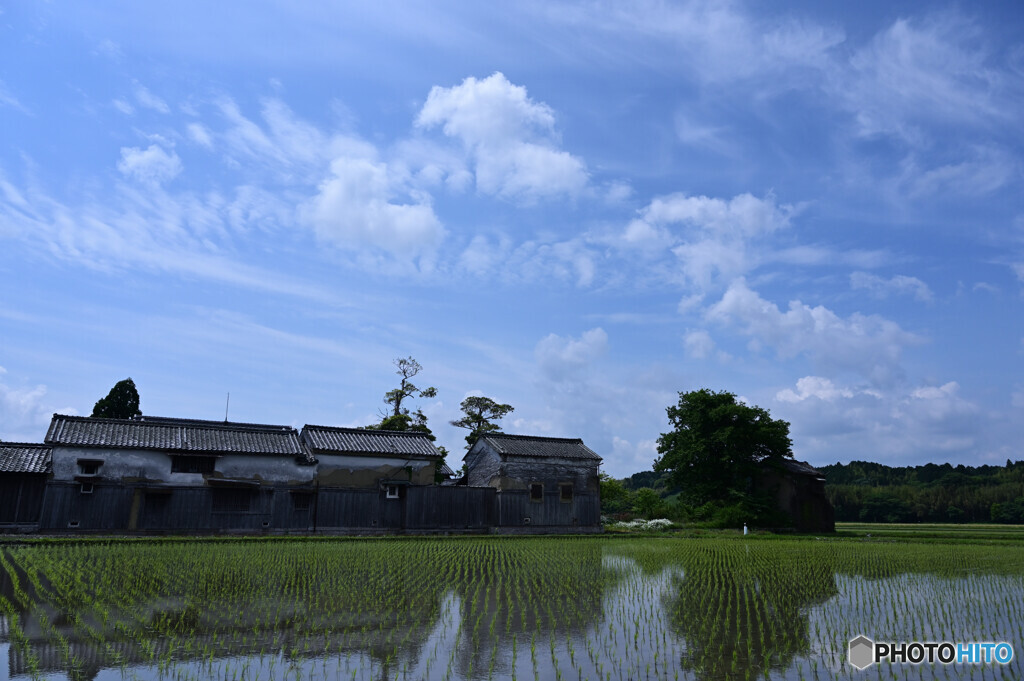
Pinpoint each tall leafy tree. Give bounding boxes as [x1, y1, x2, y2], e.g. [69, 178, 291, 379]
[368, 357, 438, 440]
[450, 396, 514, 448]
[91, 377, 142, 419]
[654, 388, 791, 505]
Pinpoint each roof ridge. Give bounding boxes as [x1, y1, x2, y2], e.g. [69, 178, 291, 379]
[303, 424, 432, 437]
[51, 413, 296, 432]
[0, 442, 51, 447]
[482, 433, 583, 443]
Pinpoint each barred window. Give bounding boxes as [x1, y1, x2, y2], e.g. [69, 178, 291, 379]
[171, 456, 215, 474]
[560, 484, 574, 502]
[530, 483, 543, 501]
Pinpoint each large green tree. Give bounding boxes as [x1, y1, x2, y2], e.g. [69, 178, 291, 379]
[91, 377, 142, 419]
[654, 389, 791, 506]
[450, 396, 514, 448]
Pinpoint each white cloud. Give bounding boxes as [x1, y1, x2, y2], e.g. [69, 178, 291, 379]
[776, 376, 855, 403]
[707, 279, 921, 385]
[0, 369, 76, 441]
[417, 72, 588, 201]
[842, 14, 1010, 142]
[133, 84, 170, 114]
[776, 377, 984, 464]
[0, 80, 30, 114]
[187, 123, 213, 148]
[303, 157, 445, 261]
[112, 98, 135, 115]
[683, 329, 715, 359]
[117, 144, 183, 184]
[624, 192, 796, 290]
[850, 272, 933, 302]
[544, 0, 843, 87]
[535, 327, 608, 382]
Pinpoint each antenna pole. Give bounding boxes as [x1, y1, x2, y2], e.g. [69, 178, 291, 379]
[225, 392, 230, 421]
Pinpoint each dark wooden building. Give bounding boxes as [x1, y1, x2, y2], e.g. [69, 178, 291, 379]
[758, 458, 835, 532]
[3, 414, 592, 534]
[0, 443, 51, 531]
[40, 414, 317, 533]
[463, 433, 602, 532]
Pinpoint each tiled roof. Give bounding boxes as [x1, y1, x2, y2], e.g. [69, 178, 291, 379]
[438, 460, 455, 477]
[774, 458, 825, 479]
[45, 414, 309, 459]
[0, 443, 52, 474]
[476, 434, 601, 461]
[302, 425, 442, 459]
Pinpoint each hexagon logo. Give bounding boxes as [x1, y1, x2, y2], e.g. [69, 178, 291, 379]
[849, 635, 875, 670]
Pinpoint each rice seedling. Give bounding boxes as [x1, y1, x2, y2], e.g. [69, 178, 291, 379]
[0, 534, 1021, 680]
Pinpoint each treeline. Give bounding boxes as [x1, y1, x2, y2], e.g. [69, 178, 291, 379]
[822, 460, 1024, 523]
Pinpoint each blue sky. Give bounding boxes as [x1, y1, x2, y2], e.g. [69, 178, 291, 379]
[1, 1, 1022, 476]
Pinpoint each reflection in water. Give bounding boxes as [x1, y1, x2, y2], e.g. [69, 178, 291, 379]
[665, 543, 837, 680]
[1, 538, 1023, 681]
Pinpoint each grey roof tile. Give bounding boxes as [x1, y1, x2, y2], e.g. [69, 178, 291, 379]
[302, 425, 442, 459]
[479, 434, 601, 461]
[45, 414, 309, 459]
[0, 443, 52, 474]
[773, 458, 826, 479]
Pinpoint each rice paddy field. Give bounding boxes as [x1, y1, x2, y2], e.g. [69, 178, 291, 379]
[1, 530, 1022, 681]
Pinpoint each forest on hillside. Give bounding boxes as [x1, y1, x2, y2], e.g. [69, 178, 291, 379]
[821, 460, 1024, 523]
[605, 460, 1024, 524]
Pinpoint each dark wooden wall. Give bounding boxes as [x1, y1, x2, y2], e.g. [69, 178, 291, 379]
[27, 483, 562, 534]
[496, 489, 600, 528]
[0, 474, 48, 526]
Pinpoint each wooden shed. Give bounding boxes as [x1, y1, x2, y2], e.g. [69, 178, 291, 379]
[463, 434, 602, 532]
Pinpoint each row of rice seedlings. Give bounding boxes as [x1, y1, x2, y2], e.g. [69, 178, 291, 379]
[1, 535, 1021, 680]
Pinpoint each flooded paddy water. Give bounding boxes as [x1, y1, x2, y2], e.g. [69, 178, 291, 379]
[1, 535, 1021, 681]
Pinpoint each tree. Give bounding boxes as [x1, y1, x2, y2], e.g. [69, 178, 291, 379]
[384, 357, 437, 418]
[91, 378, 142, 419]
[450, 396, 514, 448]
[368, 357, 438, 440]
[654, 389, 791, 506]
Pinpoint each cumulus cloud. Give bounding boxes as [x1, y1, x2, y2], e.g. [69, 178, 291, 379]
[417, 72, 588, 201]
[624, 192, 796, 290]
[683, 329, 715, 359]
[535, 327, 608, 382]
[303, 157, 445, 260]
[850, 272, 933, 302]
[707, 279, 921, 385]
[0, 368, 75, 441]
[117, 144, 183, 184]
[775, 376, 984, 463]
[776, 376, 855, 403]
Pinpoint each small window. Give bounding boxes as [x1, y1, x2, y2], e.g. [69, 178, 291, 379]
[77, 459, 102, 475]
[68, 520, 80, 528]
[560, 484, 574, 502]
[291, 492, 312, 511]
[171, 456, 216, 474]
[80, 482, 95, 495]
[529, 483, 543, 501]
[385, 485, 400, 499]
